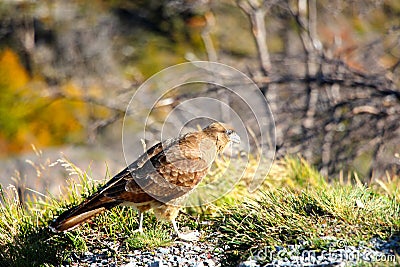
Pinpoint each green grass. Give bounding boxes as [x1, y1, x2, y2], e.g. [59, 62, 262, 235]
[126, 228, 172, 250]
[0, 156, 399, 266]
[206, 157, 400, 264]
[209, 187, 400, 264]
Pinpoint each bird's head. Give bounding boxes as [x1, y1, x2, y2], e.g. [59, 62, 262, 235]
[202, 122, 241, 153]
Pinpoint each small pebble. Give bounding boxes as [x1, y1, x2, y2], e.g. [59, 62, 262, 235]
[239, 260, 259, 267]
[148, 259, 164, 267]
[158, 247, 170, 254]
[192, 246, 202, 252]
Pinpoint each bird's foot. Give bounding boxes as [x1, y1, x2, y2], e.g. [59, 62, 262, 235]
[177, 231, 201, 242]
[132, 228, 144, 234]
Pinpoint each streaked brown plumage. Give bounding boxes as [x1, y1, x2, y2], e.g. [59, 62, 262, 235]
[50, 122, 240, 240]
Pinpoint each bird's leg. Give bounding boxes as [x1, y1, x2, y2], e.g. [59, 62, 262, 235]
[172, 218, 200, 242]
[133, 210, 144, 233]
[172, 217, 180, 236]
[138, 210, 144, 232]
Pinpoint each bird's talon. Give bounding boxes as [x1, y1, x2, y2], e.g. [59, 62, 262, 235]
[177, 231, 201, 242]
[132, 228, 144, 234]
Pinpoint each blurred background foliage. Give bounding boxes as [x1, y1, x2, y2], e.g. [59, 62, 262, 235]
[0, 0, 212, 157]
[0, 0, 399, 185]
[0, 48, 86, 153]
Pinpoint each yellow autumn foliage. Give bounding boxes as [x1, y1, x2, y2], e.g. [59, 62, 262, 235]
[0, 48, 29, 90]
[0, 48, 96, 156]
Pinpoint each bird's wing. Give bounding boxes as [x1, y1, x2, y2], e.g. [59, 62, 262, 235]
[99, 140, 166, 189]
[98, 133, 211, 204]
[96, 141, 166, 203]
[122, 133, 210, 203]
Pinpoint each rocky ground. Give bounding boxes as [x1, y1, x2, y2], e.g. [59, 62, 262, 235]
[62, 240, 222, 267]
[60, 236, 399, 267]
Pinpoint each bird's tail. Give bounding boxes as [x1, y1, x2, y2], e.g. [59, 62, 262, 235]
[49, 192, 121, 232]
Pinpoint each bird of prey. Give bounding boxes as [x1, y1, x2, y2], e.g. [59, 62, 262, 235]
[50, 122, 240, 241]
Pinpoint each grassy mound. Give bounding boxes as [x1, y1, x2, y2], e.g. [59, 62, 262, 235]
[0, 156, 399, 266]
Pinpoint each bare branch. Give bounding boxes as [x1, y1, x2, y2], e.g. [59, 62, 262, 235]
[201, 11, 218, 62]
[237, 0, 272, 74]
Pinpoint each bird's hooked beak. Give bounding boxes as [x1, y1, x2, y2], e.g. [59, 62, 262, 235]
[228, 131, 241, 144]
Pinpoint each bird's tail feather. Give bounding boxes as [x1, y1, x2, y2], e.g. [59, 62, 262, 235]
[50, 192, 121, 232]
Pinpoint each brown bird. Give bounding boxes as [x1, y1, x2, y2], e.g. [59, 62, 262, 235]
[50, 122, 240, 241]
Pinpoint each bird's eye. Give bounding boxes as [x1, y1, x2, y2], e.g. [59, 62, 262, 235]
[225, 129, 233, 135]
